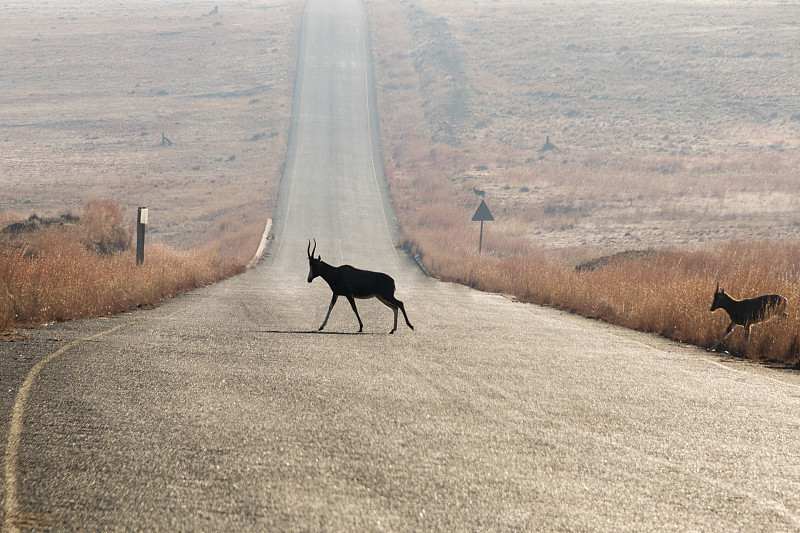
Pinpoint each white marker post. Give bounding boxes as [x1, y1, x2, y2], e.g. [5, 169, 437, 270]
[472, 200, 494, 255]
[136, 207, 148, 265]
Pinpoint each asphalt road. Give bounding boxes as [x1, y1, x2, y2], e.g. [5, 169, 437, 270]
[3, 0, 800, 530]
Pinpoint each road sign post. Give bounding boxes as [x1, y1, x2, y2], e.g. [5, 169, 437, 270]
[471, 200, 494, 255]
[136, 207, 148, 265]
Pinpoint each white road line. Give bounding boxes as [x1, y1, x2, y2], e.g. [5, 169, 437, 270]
[0, 296, 197, 532]
[361, 12, 398, 259]
[2, 323, 125, 533]
[247, 218, 272, 269]
[274, 7, 309, 262]
[705, 355, 800, 390]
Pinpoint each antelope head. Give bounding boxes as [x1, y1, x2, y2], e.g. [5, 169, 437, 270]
[307, 239, 321, 282]
[710, 282, 725, 311]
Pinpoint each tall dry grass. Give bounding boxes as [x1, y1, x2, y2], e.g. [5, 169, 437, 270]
[406, 225, 800, 365]
[0, 201, 245, 333]
[367, 0, 800, 366]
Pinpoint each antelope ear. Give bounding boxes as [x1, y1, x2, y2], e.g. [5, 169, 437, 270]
[317, 255, 322, 260]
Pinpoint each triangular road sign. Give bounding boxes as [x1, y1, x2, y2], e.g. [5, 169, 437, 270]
[472, 200, 494, 221]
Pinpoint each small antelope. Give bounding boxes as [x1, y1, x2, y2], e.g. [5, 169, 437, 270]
[472, 187, 485, 197]
[307, 240, 414, 334]
[708, 283, 787, 352]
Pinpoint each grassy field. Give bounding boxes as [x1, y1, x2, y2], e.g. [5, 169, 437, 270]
[365, 0, 800, 364]
[1, 0, 301, 250]
[1, 0, 302, 332]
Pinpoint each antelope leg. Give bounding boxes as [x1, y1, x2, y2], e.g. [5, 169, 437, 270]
[377, 296, 399, 333]
[346, 295, 364, 332]
[398, 301, 414, 331]
[320, 294, 337, 331]
[385, 295, 413, 331]
[709, 321, 736, 352]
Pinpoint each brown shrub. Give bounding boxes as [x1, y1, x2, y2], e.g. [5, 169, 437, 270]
[0, 201, 245, 333]
[79, 199, 131, 255]
[410, 238, 800, 365]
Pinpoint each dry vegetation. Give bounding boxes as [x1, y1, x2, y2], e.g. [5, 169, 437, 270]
[1, 0, 302, 331]
[0, 201, 243, 333]
[1, 0, 302, 248]
[366, 0, 800, 364]
[4, 0, 800, 366]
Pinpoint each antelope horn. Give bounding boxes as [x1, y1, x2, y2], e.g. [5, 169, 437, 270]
[307, 239, 311, 258]
[715, 282, 720, 293]
[312, 238, 317, 259]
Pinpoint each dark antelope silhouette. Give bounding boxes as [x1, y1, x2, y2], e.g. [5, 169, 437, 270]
[306, 240, 414, 334]
[708, 283, 787, 351]
[472, 187, 485, 197]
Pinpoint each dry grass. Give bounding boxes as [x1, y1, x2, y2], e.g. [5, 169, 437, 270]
[407, 227, 800, 364]
[0, 201, 243, 333]
[367, 0, 800, 365]
[0, 0, 299, 332]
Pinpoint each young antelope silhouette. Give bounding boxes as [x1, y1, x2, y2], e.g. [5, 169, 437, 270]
[306, 240, 414, 334]
[708, 283, 787, 352]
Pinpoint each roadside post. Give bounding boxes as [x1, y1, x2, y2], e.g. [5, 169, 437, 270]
[471, 199, 494, 255]
[136, 207, 148, 265]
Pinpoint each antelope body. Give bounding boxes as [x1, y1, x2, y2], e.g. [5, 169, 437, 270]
[708, 284, 786, 352]
[306, 240, 414, 334]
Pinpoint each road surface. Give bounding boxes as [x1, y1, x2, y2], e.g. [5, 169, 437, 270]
[3, 0, 800, 530]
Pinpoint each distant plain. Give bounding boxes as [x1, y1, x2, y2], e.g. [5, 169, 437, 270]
[366, 0, 800, 362]
[5, 0, 798, 268]
[1, 0, 302, 250]
[367, 0, 800, 258]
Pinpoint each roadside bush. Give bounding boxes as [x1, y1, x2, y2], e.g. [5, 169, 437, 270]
[79, 199, 131, 255]
[409, 235, 800, 365]
[0, 201, 245, 333]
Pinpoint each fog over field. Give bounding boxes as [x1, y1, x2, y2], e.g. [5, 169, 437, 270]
[3, 0, 800, 359]
[2, 0, 798, 257]
[1, 0, 301, 251]
[361, 0, 800, 363]
[368, 0, 800, 257]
